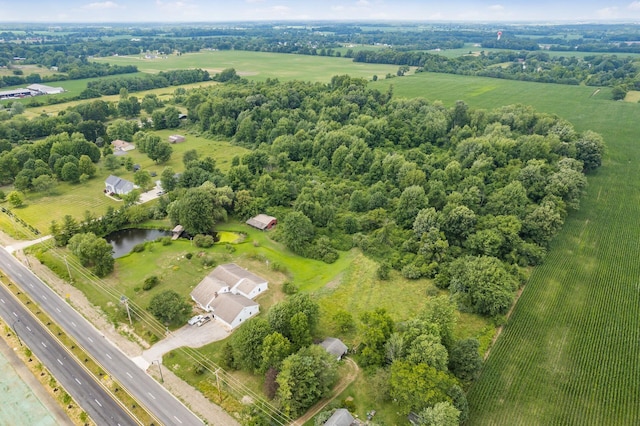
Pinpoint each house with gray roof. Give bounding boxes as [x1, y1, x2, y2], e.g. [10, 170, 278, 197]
[320, 337, 349, 360]
[105, 175, 135, 195]
[190, 263, 268, 329]
[208, 293, 259, 329]
[324, 409, 357, 426]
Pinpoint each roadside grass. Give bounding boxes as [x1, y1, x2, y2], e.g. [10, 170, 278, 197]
[376, 69, 640, 424]
[92, 50, 401, 82]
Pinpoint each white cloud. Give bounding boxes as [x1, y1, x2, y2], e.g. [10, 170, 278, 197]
[489, 4, 504, 11]
[245, 0, 266, 3]
[82, 1, 120, 9]
[331, 5, 345, 11]
[628, 1, 640, 10]
[272, 5, 290, 12]
[356, 0, 371, 6]
[597, 6, 619, 18]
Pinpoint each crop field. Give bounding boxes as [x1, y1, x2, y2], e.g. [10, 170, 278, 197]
[92, 50, 401, 82]
[377, 72, 640, 424]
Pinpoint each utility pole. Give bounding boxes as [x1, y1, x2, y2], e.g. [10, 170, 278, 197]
[120, 295, 132, 326]
[215, 368, 221, 400]
[64, 255, 72, 283]
[11, 319, 22, 347]
[154, 360, 164, 383]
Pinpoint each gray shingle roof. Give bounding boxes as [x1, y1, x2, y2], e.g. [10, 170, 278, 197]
[320, 338, 348, 359]
[209, 293, 258, 325]
[324, 409, 355, 426]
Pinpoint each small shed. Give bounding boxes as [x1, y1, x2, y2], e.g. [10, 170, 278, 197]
[324, 409, 356, 426]
[320, 337, 348, 360]
[168, 134, 186, 143]
[132, 164, 141, 172]
[246, 214, 277, 231]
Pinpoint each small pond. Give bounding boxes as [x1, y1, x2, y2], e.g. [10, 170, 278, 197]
[106, 228, 172, 258]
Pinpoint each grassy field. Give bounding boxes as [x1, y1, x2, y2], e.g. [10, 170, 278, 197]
[92, 50, 401, 82]
[374, 72, 640, 424]
[1, 131, 248, 232]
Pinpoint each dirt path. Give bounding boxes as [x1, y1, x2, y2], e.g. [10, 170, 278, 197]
[483, 286, 525, 361]
[290, 357, 359, 426]
[0, 231, 239, 426]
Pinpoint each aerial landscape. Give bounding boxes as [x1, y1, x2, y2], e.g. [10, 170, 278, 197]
[0, 1, 639, 425]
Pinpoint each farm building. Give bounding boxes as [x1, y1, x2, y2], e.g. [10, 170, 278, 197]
[105, 175, 135, 195]
[190, 263, 268, 328]
[324, 409, 358, 426]
[111, 139, 135, 152]
[168, 134, 186, 143]
[246, 214, 277, 230]
[320, 337, 349, 360]
[26, 84, 65, 95]
[0, 88, 33, 99]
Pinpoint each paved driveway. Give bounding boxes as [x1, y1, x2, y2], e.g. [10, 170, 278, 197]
[141, 319, 230, 364]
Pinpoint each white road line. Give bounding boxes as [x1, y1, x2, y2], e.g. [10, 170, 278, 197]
[75, 378, 81, 385]
[41, 341, 47, 348]
[55, 308, 61, 313]
[71, 322, 76, 327]
[12, 311, 17, 317]
[16, 273, 21, 277]
[148, 392, 156, 400]
[174, 416, 183, 424]
[26, 326, 32, 332]
[0, 298, 4, 303]
[41, 294, 47, 300]
[57, 359, 63, 365]
[106, 353, 112, 359]
[126, 372, 133, 379]
[87, 337, 94, 343]
[29, 283, 33, 288]
[95, 399, 102, 407]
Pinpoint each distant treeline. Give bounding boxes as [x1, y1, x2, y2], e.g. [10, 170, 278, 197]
[82, 68, 211, 97]
[0, 63, 138, 88]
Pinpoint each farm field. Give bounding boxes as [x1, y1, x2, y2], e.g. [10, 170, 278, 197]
[430, 43, 640, 59]
[92, 50, 401, 82]
[374, 72, 640, 423]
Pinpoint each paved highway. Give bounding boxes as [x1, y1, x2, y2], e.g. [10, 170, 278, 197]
[0, 283, 136, 425]
[0, 247, 204, 426]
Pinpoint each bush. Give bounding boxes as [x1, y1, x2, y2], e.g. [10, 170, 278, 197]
[193, 234, 215, 248]
[143, 275, 159, 291]
[401, 263, 422, 279]
[376, 262, 391, 280]
[282, 281, 298, 295]
[160, 236, 172, 246]
[322, 251, 339, 264]
[194, 362, 206, 375]
[132, 243, 146, 253]
[225, 243, 236, 253]
[201, 255, 216, 267]
[185, 252, 193, 259]
[269, 261, 287, 273]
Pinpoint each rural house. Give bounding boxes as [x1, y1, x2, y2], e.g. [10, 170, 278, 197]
[207, 293, 259, 329]
[111, 139, 135, 152]
[246, 214, 277, 230]
[105, 175, 135, 195]
[324, 409, 358, 426]
[320, 337, 349, 360]
[168, 134, 186, 143]
[190, 263, 268, 329]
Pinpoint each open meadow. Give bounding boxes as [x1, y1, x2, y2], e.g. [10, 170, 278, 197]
[92, 50, 401, 82]
[374, 72, 640, 424]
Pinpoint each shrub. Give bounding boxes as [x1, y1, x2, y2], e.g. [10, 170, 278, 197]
[194, 362, 206, 375]
[225, 243, 236, 253]
[201, 255, 216, 267]
[401, 263, 422, 279]
[193, 234, 215, 248]
[143, 275, 159, 291]
[376, 262, 391, 280]
[322, 251, 339, 264]
[132, 243, 146, 253]
[282, 281, 298, 295]
[185, 252, 193, 259]
[160, 236, 172, 246]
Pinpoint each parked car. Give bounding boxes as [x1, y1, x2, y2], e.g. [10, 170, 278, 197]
[188, 314, 203, 326]
[197, 315, 212, 327]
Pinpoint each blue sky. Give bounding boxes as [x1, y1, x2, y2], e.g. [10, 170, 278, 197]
[2, 0, 640, 23]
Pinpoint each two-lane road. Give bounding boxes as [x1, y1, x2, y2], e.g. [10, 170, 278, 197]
[0, 248, 204, 425]
[0, 283, 136, 425]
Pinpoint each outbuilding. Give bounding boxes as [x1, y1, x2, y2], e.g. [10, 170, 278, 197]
[320, 337, 349, 360]
[246, 214, 277, 231]
[168, 134, 186, 143]
[324, 409, 357, 426]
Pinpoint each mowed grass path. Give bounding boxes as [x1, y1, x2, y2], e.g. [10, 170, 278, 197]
[376, 73, 640, 424]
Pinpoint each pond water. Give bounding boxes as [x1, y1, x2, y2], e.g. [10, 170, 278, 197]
[106, 228, 172, 258]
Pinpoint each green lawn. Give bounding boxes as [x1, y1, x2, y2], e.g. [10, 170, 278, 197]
[377, 71, 640, 424]
[2, 132, 248, 233]
[92, 50, 401, 82]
